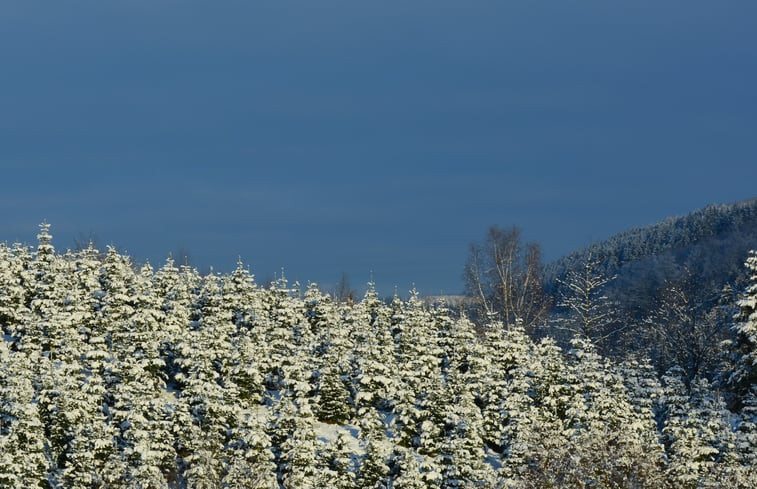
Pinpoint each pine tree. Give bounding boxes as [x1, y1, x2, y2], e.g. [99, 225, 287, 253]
[271, 394, 319, 489]
[729, 250, 757, 404]
[153, 257, 195, 377]
[174, 273, 240, 488]
[315, 432, 355, 489]
[735, 387, 757, 483]
[223, 260, 265, 406]
[0, 243, 30, 343]
[390, 447, 429, 489]
[59, 367, 119, 488]
[497, 325, 538, 480]
[357, 407, 391, 489]
[0, 341, 47, 487]
[317, 366, 352, 424]
[661, 367, 720, 488]
[438, 371, 494, 488]
[222, 411, 278, 489]
[21, 223, 63, 356]
[519, 337, 573, 484]
[354, 284, 399, 412]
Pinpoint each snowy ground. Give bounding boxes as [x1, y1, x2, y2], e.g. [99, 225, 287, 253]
[314, 421, 364, 455]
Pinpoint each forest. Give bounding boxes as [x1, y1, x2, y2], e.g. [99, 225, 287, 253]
[1, 221, 756, 488]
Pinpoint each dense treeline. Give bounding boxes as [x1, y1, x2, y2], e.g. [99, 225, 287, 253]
[545, 198, 757, 296]
[1, 224, 756, 488]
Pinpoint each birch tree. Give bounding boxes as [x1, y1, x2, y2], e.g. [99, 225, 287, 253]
[464, 225, 548, 332]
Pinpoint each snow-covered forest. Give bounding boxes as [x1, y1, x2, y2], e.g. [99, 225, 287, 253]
[1, 224, 756, 488]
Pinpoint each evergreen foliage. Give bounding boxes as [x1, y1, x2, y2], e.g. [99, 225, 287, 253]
[0, 224, 754, 487]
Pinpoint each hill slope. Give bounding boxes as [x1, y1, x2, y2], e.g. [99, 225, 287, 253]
[545, 198, 757, 314]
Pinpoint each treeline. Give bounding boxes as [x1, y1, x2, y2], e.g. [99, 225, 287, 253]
[465, 199, 757, 385]
[545, 198, 757, 318]
[545, 198, 757, 290]
[1, 224, 756, 488]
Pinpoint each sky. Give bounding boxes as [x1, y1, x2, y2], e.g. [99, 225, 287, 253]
[1, 1, 756, 296]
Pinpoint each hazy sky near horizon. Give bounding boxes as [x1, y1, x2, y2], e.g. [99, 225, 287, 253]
[1, 1, 756, 295]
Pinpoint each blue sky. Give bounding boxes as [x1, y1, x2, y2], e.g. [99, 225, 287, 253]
[1, 1, 756, 296]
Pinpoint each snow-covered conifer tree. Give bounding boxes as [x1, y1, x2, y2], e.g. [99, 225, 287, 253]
[22, 223, 62, 356]
[270, 393, 319, 489]
[390, 446, 431, 489]
[354, 284, 399, 413]
[315, 432, 355, 489]
[0, 341, 47, 487]
[223, 260, 266, 406]
[59, 367, 119, 488]
[729, 250, 757, 404]
[317, 366, 352, 424]
[437, 370, 494, 488]
[173, 272, 241, 487]
[661, 367, 722, 487]
[222, 412, 278, 489]
[735, 387, 757, 483]
[357, 407, 392, 489]
[0, 243, 30, 343]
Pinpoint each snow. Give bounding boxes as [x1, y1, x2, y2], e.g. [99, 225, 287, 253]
[314, 422, 365, 455]
[484, 446, 503, 470]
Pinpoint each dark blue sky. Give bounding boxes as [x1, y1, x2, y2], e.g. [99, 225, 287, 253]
[1, 1, 756, 296]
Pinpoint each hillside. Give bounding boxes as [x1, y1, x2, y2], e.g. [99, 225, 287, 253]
[545, 198, 757, 315]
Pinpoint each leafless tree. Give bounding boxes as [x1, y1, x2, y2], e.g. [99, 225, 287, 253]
[554, 253, 621, 353]
[640, 272, 732, 384]
[464, 225, 549, 332]
[334, 272, 355, 304]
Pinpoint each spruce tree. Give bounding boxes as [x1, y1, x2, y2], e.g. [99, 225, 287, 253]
[357, 407, 392, 489]
[730, 250, 757, 404]
[0, 341, 47, 487]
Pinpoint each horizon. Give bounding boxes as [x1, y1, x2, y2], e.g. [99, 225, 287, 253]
[4, 196, 754, 299]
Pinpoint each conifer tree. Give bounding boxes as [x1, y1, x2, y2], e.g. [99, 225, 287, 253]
[174, 273, 240, 487]
[223, 261, 265, 406]
[497, 325, 539, 479]
[271, 394, 319, 489]
[222, 411, 278, 489]
[438, 370, 494, 488]
[354, 284, 398, 412]
[735, 387, 757, 483]
[59, 367, 119, 488]
[317, 366, 352, 424]
[390, 447, 430, 489]
[223, 258, 260, 333]
[730, 250, 757, 403]
[0, 243, 30, 342]
[0, 341, 47, 487]
[661, 367, 721, 487]
[22, 223, 62, 356]
[153, 257, 195, 373]
[520, 337, 573, 482]
[315, 432, 355, 489]
[357, 407, 392, 489]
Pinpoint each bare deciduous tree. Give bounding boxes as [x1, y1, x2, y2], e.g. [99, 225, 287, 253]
[641, 272, 732, 385]
[334, 272, 355, 304]
[464, 225, 548, 332]
[554, 253, 621, 353]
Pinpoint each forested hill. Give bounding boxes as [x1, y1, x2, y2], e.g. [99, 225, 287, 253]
[545, 198, 757, 310]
